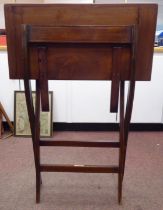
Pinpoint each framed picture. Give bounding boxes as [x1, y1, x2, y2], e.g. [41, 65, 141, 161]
[14, 91, 53, 137]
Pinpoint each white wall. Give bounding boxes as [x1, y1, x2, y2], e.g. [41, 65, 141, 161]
[1, 0, 163, 123]
[131, 53, 163, 123]
[0, 51, 19, 121]
[1, 50, 163, 123]
[0, 4, 5, 28]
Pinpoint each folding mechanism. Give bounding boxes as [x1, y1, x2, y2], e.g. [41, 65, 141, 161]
[4, 3, 157, 205]
[20, 23, 137, 204]
[38, 47, 49, 112]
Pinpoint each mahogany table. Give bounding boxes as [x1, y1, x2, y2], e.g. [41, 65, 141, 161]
[5, 3, 157, 204]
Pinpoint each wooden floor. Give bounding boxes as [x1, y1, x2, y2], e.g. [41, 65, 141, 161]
[0, 131, 163, 210]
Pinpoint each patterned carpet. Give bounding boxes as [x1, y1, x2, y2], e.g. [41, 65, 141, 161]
[0, 131, 163, 210]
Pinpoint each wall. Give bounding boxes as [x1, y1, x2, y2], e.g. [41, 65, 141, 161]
[1, 0, 163, 123]
[1, 50, 163, 123]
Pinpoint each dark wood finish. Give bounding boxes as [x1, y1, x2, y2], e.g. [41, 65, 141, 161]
[35, 80, 41, 203]
[118, 81, 125, 204]
[122, 25, 137, 179]
[28, 25, 132, 81]
[5, 4, 157, 80]
[110, 47, 121, 113]
[40, 164, 119, 173]
[24, 80, 38, 167]
[29, 25, 133, 43]
[28, 45, 130, 80]
[22, 23, 38, 170]
[5, 3, 157, 205]
[40, 139, 120, 148]
[38, 47, 49, 112]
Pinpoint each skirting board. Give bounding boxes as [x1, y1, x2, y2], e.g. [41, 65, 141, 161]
[53, 123, 163, 131]
[3, 122, 163, 132]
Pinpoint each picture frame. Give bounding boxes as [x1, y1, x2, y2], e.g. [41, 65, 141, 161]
[14, 91, 53, 137]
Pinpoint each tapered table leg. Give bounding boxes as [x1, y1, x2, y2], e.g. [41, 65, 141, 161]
[118, 81, 125, 204]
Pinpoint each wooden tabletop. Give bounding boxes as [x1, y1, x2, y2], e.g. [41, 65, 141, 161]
[4, 4, 158, 81]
